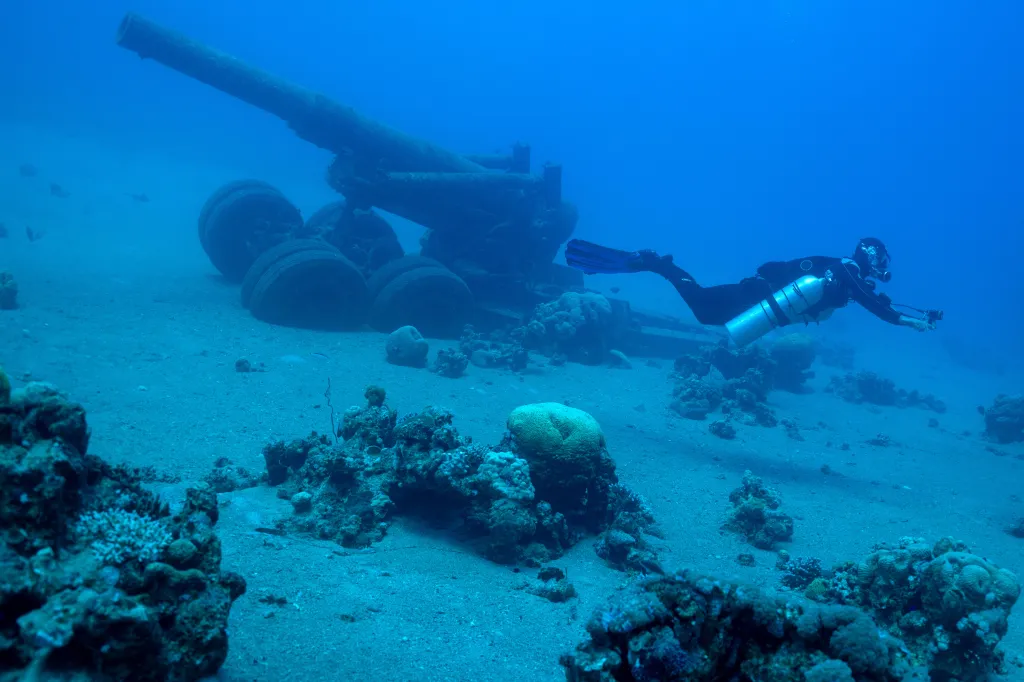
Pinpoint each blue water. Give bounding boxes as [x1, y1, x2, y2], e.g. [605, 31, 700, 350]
[6, 2, 1023, 356]
[2, 1, 1023, 680]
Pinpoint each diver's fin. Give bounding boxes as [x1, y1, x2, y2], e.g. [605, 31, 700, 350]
[564, 239, 643, 275]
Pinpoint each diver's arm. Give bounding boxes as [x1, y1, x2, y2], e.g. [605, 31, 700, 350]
[862, 296, 906, 326]
[840, 263, 921, 327]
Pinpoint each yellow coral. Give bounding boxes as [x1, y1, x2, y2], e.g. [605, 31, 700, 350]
[506, 403, 605, 461]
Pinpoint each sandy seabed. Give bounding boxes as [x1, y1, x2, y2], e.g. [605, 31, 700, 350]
[2, 125, 1023, 682]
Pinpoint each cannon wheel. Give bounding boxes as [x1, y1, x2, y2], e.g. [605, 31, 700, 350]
[303, 200, 347, 234]
[240, 239, 332, 308]
[198, 180, 302, 282]
[302, 200, 405, 278]
[365, 255, 445, 301]
[248, 249, 368, 330]
[370, 266, 472, 337]
[198, 179, 276, 248]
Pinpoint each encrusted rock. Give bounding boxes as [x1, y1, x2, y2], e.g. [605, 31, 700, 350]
[984, 394, 1024, 443]
[723, 470, 793, 549]
[524, 566, 577, 603]
[431, 348, 469, 378]
[709, 419, 736, 440]
[525, 292, 614, 365]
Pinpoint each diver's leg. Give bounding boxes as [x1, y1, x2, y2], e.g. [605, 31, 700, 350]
[666, 277, 772, 326]
[565, 239, 692, 277]
[565, 239, 645, 274]
[566, 239, 763, 325]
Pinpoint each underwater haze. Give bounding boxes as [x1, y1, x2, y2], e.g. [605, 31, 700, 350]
[2, 1, 1024, 681]
[6, 2, 1024, 363]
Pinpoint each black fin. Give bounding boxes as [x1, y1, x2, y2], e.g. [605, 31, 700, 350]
[565, 239, 640, 274]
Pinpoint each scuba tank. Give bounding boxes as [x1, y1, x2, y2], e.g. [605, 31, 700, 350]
[725, 275, 826, 347]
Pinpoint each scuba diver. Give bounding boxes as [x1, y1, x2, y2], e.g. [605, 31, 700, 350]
[564, 237, 943, 347]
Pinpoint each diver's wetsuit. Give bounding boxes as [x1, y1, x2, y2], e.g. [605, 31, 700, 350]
[662, 256, 903, 326]
[564, 239, 904, 328]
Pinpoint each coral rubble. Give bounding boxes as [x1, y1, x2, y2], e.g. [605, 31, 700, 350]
[432, 348, 469, 377]
[459, 325, 529, 372]
[723, 471, 794, 549]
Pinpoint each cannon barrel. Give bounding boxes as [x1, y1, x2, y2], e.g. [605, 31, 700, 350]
[333, 170, 543, 235]
[329, 161, 565, 233]
[465, 143, 532, 173]
[115, 12, 485, 174]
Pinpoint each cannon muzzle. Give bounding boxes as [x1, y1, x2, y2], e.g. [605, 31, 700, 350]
[115, 12, 484, 173]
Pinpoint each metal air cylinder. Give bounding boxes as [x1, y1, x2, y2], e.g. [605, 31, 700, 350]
[725, 275, 825, 347]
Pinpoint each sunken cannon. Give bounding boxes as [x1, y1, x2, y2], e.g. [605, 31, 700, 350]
[115, 13, 575, 299]
[115, 12, 721, 355]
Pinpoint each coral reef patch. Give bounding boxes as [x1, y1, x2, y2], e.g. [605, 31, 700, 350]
[826, 371, 946, 413]
[670, 342, 779, 427]
[561, 569, 930, 681]
[722, 470, 794, 549]
[786, 536, 1020, 681]
[262, 390, 660, 570]
[0, 381, 245, 681]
